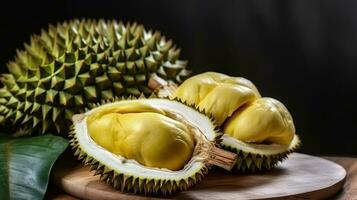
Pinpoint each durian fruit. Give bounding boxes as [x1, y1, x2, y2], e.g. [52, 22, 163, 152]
[69, 97, 237, 195]
[0, 19, 190, 135]
[170, 72, 300, 172]
[221, 97, 300, 171]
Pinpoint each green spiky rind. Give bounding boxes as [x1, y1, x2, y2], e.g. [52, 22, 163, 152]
[221, 136, 301, 172]
[69, 96, 222, 195]
[0, 19, 190, 135]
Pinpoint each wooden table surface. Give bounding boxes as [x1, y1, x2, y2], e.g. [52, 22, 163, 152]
[45, 156, 357, 200]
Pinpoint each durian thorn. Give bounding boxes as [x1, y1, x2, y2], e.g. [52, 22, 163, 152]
[148, 73, 177, 97]
[208, 146, 237, 171]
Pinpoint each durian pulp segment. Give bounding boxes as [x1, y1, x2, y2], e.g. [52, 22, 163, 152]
[171, 72, 260, 126]
[197, 84, 258, 125]
[223, 98, 295, 145]
[72, 98, 219, 181]
[87, 102, 195, 171]
[171, 72, 261, 106]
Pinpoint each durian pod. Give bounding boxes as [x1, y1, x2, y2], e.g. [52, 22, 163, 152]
[0, 19, 190, 135]
[152, 72, 301, 172]
[221, 97, 300, 172]
[69, 96, 237, 195]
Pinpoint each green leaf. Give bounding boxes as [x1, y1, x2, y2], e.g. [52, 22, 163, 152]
[0, 134, 68, 200]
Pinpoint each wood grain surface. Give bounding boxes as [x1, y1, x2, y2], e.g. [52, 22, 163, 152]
[48, 153, 348, 200]
[327, 156, 357, 199]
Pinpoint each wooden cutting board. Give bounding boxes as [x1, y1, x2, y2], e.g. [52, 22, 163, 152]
[52, 153, 346, 200]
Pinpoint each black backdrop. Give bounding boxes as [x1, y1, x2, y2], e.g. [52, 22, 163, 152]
[0, 0, 356, 155]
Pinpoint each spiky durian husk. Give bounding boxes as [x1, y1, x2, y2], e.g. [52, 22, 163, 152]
[0, 19, 190, 135]
[69, 96, 223, 195]
[221, 135, 301, 172]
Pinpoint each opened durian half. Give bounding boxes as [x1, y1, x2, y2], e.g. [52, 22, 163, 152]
[154, 72, 300, 172]
[69, 97, 236, 195]
[221, 97, 300, 171]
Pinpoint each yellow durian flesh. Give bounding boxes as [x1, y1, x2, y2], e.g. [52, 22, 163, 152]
[171, 72, 225, 106]
[87, 102, 195, 171]
[223, 97, 295, 145]
[171, 72, 260, 125]
[197, 84, 257, 125]
[222, 76, 261, 97]
[171, 71, 296, 146]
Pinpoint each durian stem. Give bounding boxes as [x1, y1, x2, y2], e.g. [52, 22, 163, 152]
[148, 74, 178, 97]
[208, 146, 237, 171]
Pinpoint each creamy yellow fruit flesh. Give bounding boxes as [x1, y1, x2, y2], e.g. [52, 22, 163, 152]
[87, 103, 195, 171]
[172, 72, 260, 125]
[223, 98, 295, 145]
[197, 84, 257, 125]
[172, 72, 295, 146]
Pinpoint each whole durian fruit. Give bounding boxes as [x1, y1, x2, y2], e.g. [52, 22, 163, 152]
[170, 72, 300, 172]
[70, 96, 237, 194]
[0, 19, 190, 135]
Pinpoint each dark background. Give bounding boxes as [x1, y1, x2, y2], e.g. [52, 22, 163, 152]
[0, 1, 356, 155]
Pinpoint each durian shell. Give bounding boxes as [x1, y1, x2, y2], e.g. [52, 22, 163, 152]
[0, 19, 190, 135]
[221, 134, 301, 172]
[69, 95, 223, 195]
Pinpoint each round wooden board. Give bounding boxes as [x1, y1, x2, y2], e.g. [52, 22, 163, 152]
[52, 153, 346, 200]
